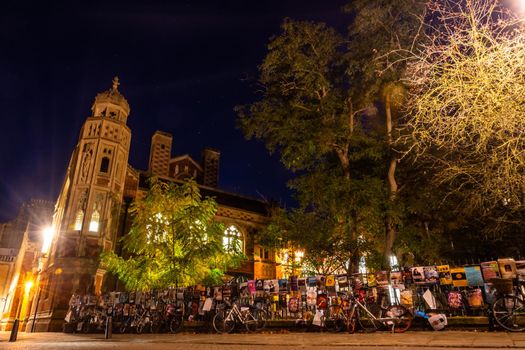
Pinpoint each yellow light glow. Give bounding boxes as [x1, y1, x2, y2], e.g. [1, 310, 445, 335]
[295, 250, 304, 262]
[25, 280, 33, 293]
[41, 226, 54, 254]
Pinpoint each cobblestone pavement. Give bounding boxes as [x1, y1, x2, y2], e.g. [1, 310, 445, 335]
[2, 331, 525, 350]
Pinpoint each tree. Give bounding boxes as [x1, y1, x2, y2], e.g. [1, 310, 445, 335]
[237, 19, 389, 272]
[402, 0, 525, 218]
[344, 0, 426, 264]
[101, 179, 243, 291]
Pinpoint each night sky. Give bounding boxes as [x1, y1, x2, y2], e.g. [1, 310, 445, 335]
[0, 0, 349, 222]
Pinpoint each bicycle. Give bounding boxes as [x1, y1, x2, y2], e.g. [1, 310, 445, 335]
[491, 274, 525, 331]
[212, 300, 263, 333]
[133, 304, 153, 334]
[329, 291, 413, 333]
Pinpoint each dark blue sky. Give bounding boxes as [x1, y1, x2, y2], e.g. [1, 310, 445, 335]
[0, 0, 349, 221]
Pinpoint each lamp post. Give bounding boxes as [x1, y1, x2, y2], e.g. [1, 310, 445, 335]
[9, 278, 33, 342]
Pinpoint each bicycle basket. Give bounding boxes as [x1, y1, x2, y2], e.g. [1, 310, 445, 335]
[490, 278, 513, 294]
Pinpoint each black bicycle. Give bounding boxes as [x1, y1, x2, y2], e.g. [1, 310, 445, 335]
[492, 275, 525, 331]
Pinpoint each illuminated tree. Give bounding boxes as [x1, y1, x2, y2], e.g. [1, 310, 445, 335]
[402, 0, 525, 216]
[101, 179, 243, 291]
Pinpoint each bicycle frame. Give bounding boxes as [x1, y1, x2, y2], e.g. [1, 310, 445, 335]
[347, 294, 402, 331]
[224, 303, 254, 325]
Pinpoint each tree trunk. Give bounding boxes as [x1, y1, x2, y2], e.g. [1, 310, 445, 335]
[348, 210, 361, 274]
[384, 92, 398, 267]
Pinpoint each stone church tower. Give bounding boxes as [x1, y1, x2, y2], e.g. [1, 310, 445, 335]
[34, 78, 131, 331]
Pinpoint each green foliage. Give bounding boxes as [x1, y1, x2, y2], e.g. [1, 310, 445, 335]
[101, 179, 243, 291]
[238, 2, 523, 272]
[237, 15, 403, 272]
[237, 19, 370, 173]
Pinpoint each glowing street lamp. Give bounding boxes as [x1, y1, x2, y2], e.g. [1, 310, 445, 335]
[25, 280, 33, 294]
[41, 226, 54, 255]
[515, 0, 525, 13]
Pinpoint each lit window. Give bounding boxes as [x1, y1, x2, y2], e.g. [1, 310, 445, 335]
[89, 210, 100, 232]
[74, 210, 84, 231]
[223, 225, 243, 254]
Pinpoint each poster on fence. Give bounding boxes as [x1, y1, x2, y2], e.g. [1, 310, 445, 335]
[448, 290, 463, 309]
[498, 258, 517, 279]
[307, 288, 317, 306]
[278, 279, 288, 292]
[423, 289, 437, 309]
[390, 271, 403, 288]
[411, 266, 425, 284]
[403, 267, 413, 285]
[484, 283, 496, 304]
[437, 265, 453, 285]
[367, 273, 377, 287]
[222, 285, 231, 300]
[466, 288, 483, 308]
[465, 266, 484, 286]
[423, 266, 439, 284]
[247, 280, 256, 294]
[266, 279, 278, 293]
[203, 298, 213, 312]
[308, 276, 317, 287]
[481, 261, 500, 280]
[325, 275, 335, 287]
[298, 278, 307, 291]
[289, 276, 298, 291]
[516, 260, 525, 275]
[375, 271, 389, 287]
[214, 287, 222, 301]
[317, 293, 328, 309]
[400, 290, 413, 307]
[316, 275, 326, 287]
[337, 275, 349, 289]
[450, 267, 468, 287]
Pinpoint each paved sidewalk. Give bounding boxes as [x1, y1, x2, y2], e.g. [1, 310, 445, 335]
[2, 331, 525, 349]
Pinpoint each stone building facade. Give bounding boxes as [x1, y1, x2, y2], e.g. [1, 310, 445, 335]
[28, 78, 277, 332]
[0, 199, 54, 331]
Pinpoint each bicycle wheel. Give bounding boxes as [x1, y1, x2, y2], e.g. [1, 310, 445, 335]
[81, 320, 91, 333]
[136, 322, 144, 334]
[326, 306, 346, 332]
[493, 295, 525, 332]
[119, 321, 129, 334]
[357, 304, 381, 332]
[251, 308, 268, 330]
[386, 305, 413, 333]
[347, 317, 356, 334]
[136, 319, 151, 334]
[244, 311, 258, 332]
[213, 310, 235, 334]
[169, 314, 184, 333]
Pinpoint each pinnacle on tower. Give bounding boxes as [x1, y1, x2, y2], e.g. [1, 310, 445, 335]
[112, 76, 120, 91]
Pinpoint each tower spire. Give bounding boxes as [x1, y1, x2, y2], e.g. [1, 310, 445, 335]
[112, 76, 120, 91]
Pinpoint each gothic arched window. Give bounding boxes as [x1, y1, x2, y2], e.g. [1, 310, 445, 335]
[89, 210, 100, 232]
[74, 210, 84, 231]
[223, 225, 243, 254]
[100, 157, 110, 173]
